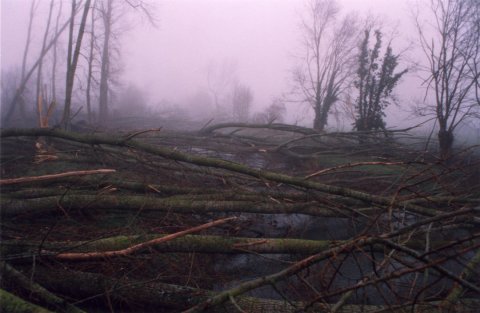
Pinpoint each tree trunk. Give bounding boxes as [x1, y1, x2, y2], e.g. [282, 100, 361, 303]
[35, 0, 54, 127]
[62, 0, 75, 128]
[312, 111, 325, 131]
[0, 194, 371, 218]
[18, 0, 37, 120]
[438, 128, 454, 159]
[86, 1, 96, 124]
[201, 122, 319, 135]
[20, 266, 323, 313]
[1, 235, 335, 259]
[51, 1, 63, 103]
[3, 11, 73, 126]
[0, 289, 53, 313]
[0, 127, 450, 220]
[62, 0, 91, 129]
[98, 0, 112, 123]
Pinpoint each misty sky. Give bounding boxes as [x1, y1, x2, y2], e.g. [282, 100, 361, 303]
[0, 0, 437, 128]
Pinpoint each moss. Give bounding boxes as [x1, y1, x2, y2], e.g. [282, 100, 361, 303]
[0, 289, 53, 313]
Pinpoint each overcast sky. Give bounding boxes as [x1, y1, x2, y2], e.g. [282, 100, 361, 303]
[120, 0, 414, 113]
[0, 0, 433, 128]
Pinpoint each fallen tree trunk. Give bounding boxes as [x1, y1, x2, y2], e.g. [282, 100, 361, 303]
[13, 265, 480, 313]
[0, 289, 53, 313]
[2, 235, 335, 260]
[0, 128, 452, 220]
[2, 234, 459, 263]
[0, 262, 86, 313]
[0, 169, 116, 186]
[199, 122, 320, 136]
[0, 194, 374, 218]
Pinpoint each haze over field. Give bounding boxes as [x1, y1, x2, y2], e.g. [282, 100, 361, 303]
[1, 0, 478, 140]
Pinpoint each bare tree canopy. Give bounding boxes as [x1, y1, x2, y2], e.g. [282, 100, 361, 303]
[293, 0, 358, 131]
[414, 0, 480, 158]
[232, 83, 253, 122]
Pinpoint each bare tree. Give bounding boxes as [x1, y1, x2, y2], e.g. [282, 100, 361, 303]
[3, 0, 37, 122]
[18, 0, 38, 120]
[51, 0, 63, 103]
[98, 0, 113, 123]
[232, 83, 253, 122]
[207, 60, 237, 119]
[414, 0, 480, 158]
[35, 0, 55, 127]
[254, 98, 287, 124]
[95, 0, 157, 124]
[3, 5, 78, 126]
[84, 1, 97, 124]
[293, 0, 358, 131]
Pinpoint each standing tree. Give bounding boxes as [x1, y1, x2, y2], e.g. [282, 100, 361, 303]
[3, 2, 76, 126]
[62, 0, 92, 129]
[353, 29, 407, 131]
[414, 0, 480, 158]
[232, 83, 253, 122]
[35, 0, 54, 127]
[293, 0, 358, 131]
[2, 0, 37, 123]
[19, 0, 37, 120]
[51, 0, 63, 104]
[254, 98, 287, 124]
[98, 0, 113, 123]
[85, 0, 97, 124]
[95, 0, 157, 124]
[206, 60, 237, 120]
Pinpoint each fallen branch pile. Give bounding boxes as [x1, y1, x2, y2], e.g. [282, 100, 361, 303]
[1, 124, 479, 312]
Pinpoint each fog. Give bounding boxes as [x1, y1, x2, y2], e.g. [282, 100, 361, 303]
[1, 0, 478, 140]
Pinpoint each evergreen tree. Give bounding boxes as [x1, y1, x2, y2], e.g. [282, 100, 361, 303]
[354, 29, 407, 131]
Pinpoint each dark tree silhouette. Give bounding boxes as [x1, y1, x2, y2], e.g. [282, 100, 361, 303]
[293, 0, 358, 131]
[232, 83, 253, 122]
[62, 0, 92, 129]
[414, 0, 480, 158]
[354, 29, 407, 132]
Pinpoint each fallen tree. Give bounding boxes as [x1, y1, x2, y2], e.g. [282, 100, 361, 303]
[1, 126, 479, 312]
[0, 128, 464, 219]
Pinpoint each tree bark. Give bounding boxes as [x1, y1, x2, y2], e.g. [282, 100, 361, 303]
[0, 289, 53, 313]
[0, 194, 366, 218]
[62, 0, 92, 129]
[0, 262, 86, 313]
[200, 122, 319, 136]
[438, 128, 454, 159]
[0, 128, 450, 220]
[19, 265, 478, 313]
[85, 2, 96, 124]
[2, 235, 335, 260]
[51, 1, 62, 102]
[98, 0, 112, 123]
[35, 0, 54, 127]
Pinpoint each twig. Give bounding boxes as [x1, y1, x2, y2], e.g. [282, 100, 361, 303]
[229, 295, 248, 313]
[0, 169, 116, 186]
[233, 240, 269, 249]
[50, 216, 237, 261]
[305, 161, 407, 179]
[122, 128, 162, 142]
